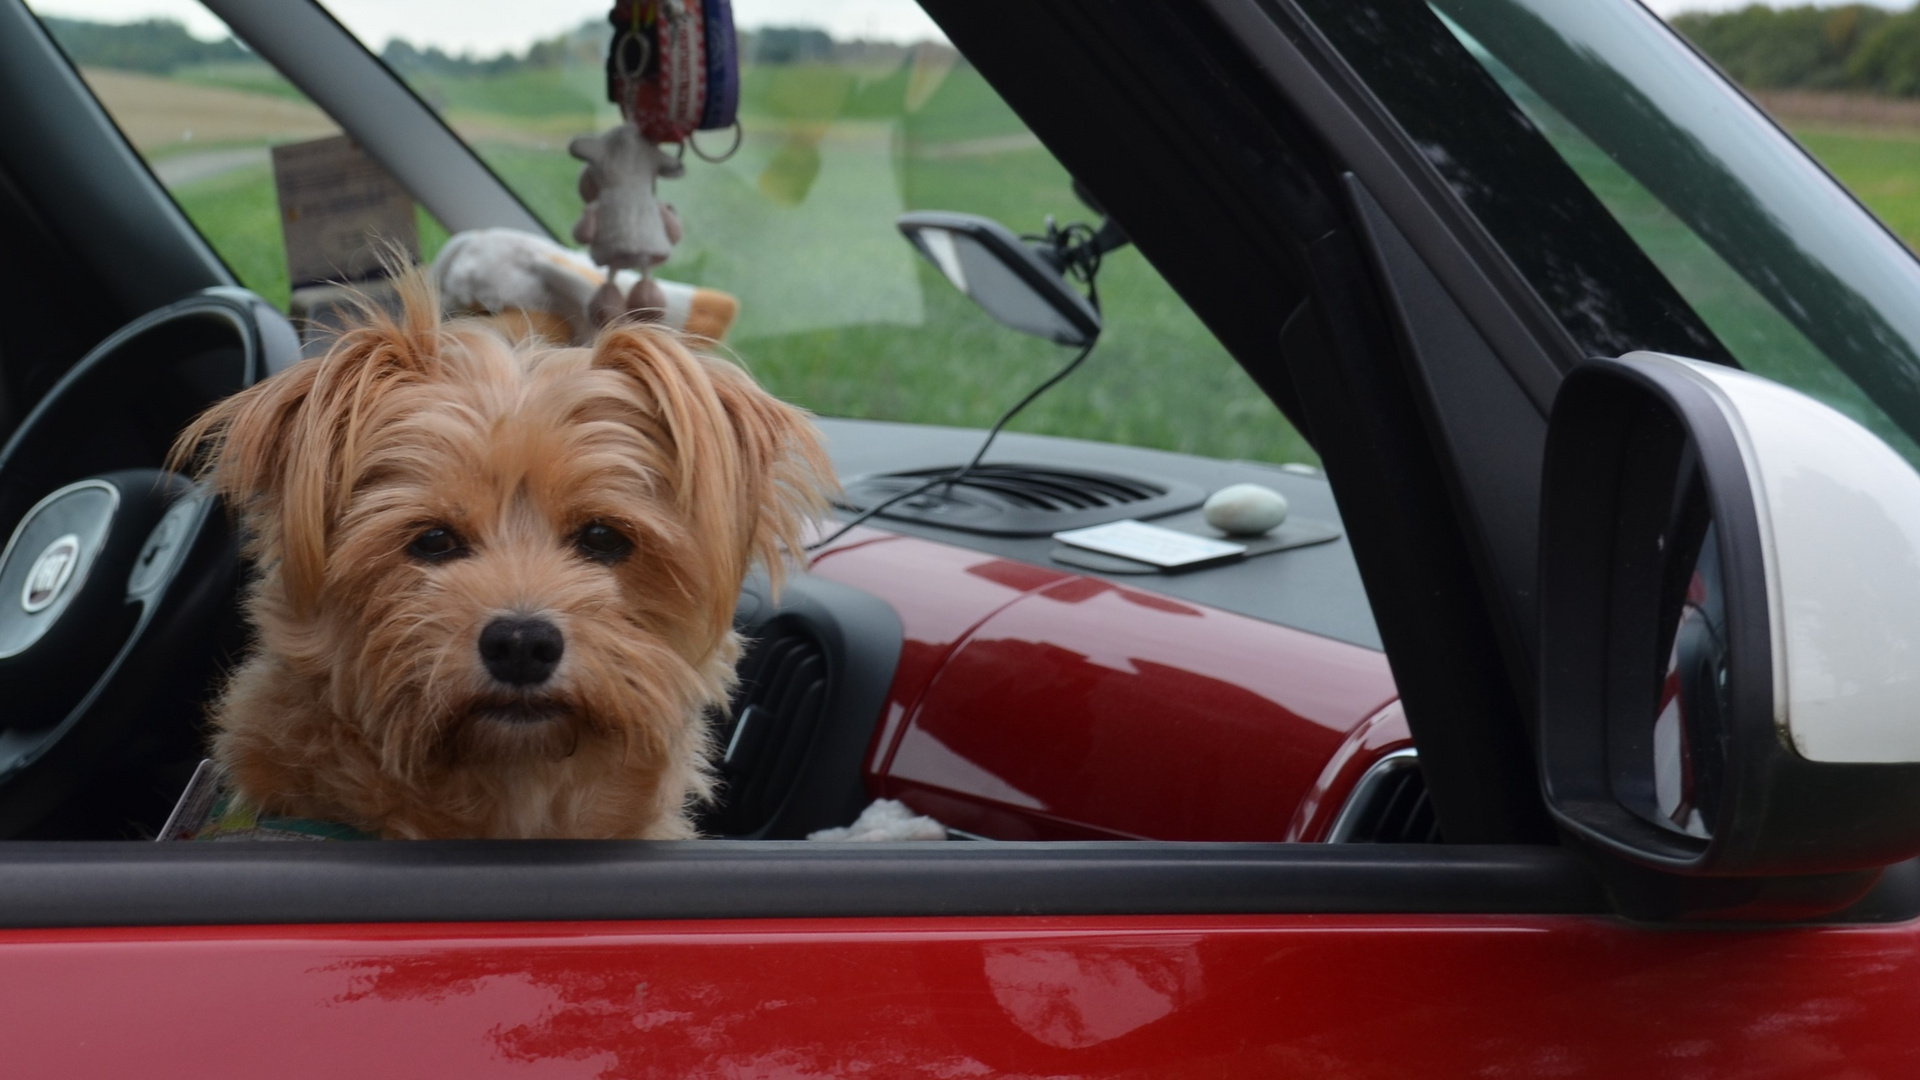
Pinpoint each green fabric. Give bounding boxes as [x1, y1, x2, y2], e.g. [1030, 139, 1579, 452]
[164, 760, 376, 842]
[191, 791, 377, 842]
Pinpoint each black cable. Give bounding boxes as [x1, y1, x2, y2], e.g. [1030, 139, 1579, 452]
[950, 323, 1096, 483]
[808, 217, 1110, 552]
[804, 469, 977, 552]
[1027, 218, 1107, 288]
[806, 334, 1098, 551]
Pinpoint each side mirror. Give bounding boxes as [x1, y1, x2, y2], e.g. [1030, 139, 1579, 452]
[897, 211, 1101, 346]
[1539, 353, 1920, 918]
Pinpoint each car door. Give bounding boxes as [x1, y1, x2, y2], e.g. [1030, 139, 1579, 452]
[5, 0, 1920, 1076]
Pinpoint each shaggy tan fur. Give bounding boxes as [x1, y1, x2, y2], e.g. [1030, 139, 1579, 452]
[170, 275, 831, 838]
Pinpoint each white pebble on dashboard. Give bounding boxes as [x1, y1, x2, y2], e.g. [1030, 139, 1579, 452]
[1203, 483, 1289, 537]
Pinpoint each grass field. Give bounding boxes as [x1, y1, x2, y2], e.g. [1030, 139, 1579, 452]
[1795, 128, 1920, 243]
[1472, 46, 1920, 464]
[124, 52, 1920, 472]
[148, 57, 1317, 467]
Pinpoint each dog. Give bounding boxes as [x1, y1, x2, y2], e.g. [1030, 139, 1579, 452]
[170, 274, 831, 839]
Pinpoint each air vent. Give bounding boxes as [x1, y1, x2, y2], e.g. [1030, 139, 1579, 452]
[702, 619, 831, 836]
[1327, 750, 1443, 843]
[841, 464, 1205, 536]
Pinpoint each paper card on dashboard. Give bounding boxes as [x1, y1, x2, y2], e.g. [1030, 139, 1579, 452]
[1052, 519, 1247, 569]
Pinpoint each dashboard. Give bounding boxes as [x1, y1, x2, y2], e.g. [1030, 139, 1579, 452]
[704, 417, 1407, 843]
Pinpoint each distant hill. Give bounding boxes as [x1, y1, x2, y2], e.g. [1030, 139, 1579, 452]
[39, 15, 248, 73]
[379, 20, 602, 80]
[35, 13, 597, 81]
[39, 13, 959, 85]
[1671, 4, 1920, 97]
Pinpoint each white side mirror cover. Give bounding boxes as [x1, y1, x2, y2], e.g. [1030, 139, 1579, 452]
[1631, 353, 1920, 764]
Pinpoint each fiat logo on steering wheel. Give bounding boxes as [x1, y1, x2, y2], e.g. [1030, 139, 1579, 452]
[21, 534, 80, 614]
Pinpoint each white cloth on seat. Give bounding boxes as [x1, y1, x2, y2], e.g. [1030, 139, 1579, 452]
[807, 798, 948, 842]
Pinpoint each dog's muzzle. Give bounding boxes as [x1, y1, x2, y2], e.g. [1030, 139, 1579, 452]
[479, 616, 564, 686]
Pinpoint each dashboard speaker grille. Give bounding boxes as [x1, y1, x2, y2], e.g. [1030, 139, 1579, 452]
[840, 464, 1205, 536]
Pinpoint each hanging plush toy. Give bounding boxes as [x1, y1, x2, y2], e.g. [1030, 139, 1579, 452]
[434, 2, 740, 340]
[433, 227, 738, 345]
[570, 124, 685, 323]
[570, 0, 740, 324]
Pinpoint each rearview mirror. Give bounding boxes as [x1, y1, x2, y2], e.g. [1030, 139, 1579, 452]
[897, 211, 1101, 346]
[1538, 353, 1920, 919]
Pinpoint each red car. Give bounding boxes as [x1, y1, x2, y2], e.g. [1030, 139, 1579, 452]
[5, 0, 1920, 1074]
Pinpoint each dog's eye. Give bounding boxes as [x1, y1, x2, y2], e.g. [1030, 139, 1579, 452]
[407, 526, 468, 563]
[573, 522, 633, 564]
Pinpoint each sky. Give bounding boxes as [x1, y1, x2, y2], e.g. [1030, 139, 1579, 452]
[28, 0, 951, 53]
[1641, 0, 1902, 10]
[28, 0, 1915, 53]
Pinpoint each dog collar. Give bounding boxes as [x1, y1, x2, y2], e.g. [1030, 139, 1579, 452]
[158, 759, 376, 842]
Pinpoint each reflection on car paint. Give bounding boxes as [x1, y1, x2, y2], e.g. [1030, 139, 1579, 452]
[1285, 699, 1413, 841]
[13, 915, 1920, 1076]
[809, 532, 1076, 782]
[981, 940, 1204, 1049]
[857, 562, 1398, 842]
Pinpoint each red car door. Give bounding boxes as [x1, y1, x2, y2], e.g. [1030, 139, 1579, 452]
[7, 893, 1920, 1075]
[4, 0, 1920, 1074]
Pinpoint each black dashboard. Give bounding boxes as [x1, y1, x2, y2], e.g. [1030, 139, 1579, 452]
[815, 417, 1381, 650]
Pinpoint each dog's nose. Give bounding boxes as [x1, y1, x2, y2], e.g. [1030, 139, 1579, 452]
[479, 617, 564, 686]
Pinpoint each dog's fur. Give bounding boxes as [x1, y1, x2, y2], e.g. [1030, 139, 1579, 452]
[171, 275, 830, 838]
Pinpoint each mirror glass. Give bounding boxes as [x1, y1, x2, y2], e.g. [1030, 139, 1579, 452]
[1636, 452, 1733, 841]
[1651, 519, 1732, 839]
[903, 225, 1093, 345]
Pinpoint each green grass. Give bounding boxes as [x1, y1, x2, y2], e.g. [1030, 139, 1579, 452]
[1467, 42, 1920, 464]
[147, 46, 1920, 473]
[172, 59, 307, 102]
[440, 60, 1316, 465]
[166, 139, 1314, 466]
[1599, 123, 1920, 462]
[171, 162, 448, 310]
[406, 66, 602, 119]
[475, 134, 1312, 464]
[155, 55, 1310, 466]
[740, 64, 857, 123]
[171, 162, 288, 305]
[1792, 127, 1920, 246]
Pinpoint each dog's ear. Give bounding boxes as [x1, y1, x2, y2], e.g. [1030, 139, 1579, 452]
[170, 275, 446, 611]
[698, 345, 836, 585]
[590, 324, 833, 597]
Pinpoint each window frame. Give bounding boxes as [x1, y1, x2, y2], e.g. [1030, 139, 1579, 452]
[0, 0, 1662, 924]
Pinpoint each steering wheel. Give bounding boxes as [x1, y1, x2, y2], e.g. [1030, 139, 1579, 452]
[0, 289, 293, 837]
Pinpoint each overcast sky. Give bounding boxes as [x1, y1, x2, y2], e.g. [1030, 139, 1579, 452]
[29, 0, 950, 53]
[27, 0, 1915, 54]
[1645, 0, 1903, 10]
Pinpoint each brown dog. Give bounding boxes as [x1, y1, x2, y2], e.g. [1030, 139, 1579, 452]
[171, 275, 830, 839]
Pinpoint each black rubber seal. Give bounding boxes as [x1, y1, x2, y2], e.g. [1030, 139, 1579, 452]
[0, 842, 1606, 927]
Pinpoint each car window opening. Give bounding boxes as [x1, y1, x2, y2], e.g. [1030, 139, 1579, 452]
[15, 0, 1416, 849]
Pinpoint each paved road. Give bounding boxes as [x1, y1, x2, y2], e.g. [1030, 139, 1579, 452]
[152, 146, 269, 187]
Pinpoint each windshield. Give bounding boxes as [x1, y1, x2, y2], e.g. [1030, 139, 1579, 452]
[79, 0, 1310, 467]
[26, 0, 1315, 468]
[1297, 0, 1920, 467]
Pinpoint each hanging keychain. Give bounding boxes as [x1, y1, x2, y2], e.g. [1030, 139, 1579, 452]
[604, 0, 739, 155]
[608, 0, 706, 144]
[573, 0, 740, 324]
[689, 0, 742, 162]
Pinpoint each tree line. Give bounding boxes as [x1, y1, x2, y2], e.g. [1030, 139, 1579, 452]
[38, 15, 941, 82]
[1672, 4, 1920, 97]
[35, 14, 590, 78]
[38, 16, 248, 73]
